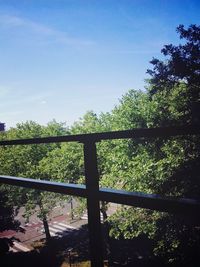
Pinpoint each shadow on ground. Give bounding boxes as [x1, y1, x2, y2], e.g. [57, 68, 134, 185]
[1, 223, 198, 267]
[0, 224, 90, 267]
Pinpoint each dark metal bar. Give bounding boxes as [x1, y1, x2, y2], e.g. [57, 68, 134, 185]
[0, 175, 87, 197]
[0, 125, 199, 146]
[0, 175, 200, 218]
[1, 175, 199, 218]
[99, 188, 200, 219]
[83, 141, 104, 267]
[1, 126, 200, 265]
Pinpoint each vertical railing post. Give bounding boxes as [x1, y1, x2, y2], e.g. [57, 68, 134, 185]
[83, 140, 104, 267]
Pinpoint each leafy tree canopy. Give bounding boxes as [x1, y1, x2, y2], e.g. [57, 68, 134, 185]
[147, 24, 200, 124]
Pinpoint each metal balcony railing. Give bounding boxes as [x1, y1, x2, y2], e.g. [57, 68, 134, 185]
[0, 125, 200, 267]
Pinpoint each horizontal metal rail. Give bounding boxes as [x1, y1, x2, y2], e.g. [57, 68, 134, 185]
[0, 125, 199, 146]
[0, 175, 86, 197]
[0, 175, 199, 218]
[99, 187, 200, 218]
[0, 125, 200, 267]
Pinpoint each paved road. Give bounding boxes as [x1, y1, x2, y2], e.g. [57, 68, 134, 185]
[0, 214, 85, 253]
[0, 198, 85, 253]
[0, 201, 118, 253]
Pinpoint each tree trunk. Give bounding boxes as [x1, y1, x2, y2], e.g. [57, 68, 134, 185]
[100, 201, 111, 263]
[42, 214, 51, 241]
[38, 202, 51, 241]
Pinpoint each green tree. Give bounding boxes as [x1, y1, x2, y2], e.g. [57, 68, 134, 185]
[147, 24, 200, 124]
[105, 25, 200, 265]
[0, 120, 69, 240]
[0, 190, 21, 232]
[104, 87, 199, 265]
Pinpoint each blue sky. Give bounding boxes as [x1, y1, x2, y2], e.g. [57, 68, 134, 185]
[0, 0, 199, 128]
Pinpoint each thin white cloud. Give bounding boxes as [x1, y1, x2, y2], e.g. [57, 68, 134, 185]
[0, 88, 52, 108]
[0, 14, 24, 27]
[0, 14, 95, 46]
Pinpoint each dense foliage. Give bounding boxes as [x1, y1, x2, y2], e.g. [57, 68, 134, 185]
[0, 24, 199, 265]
